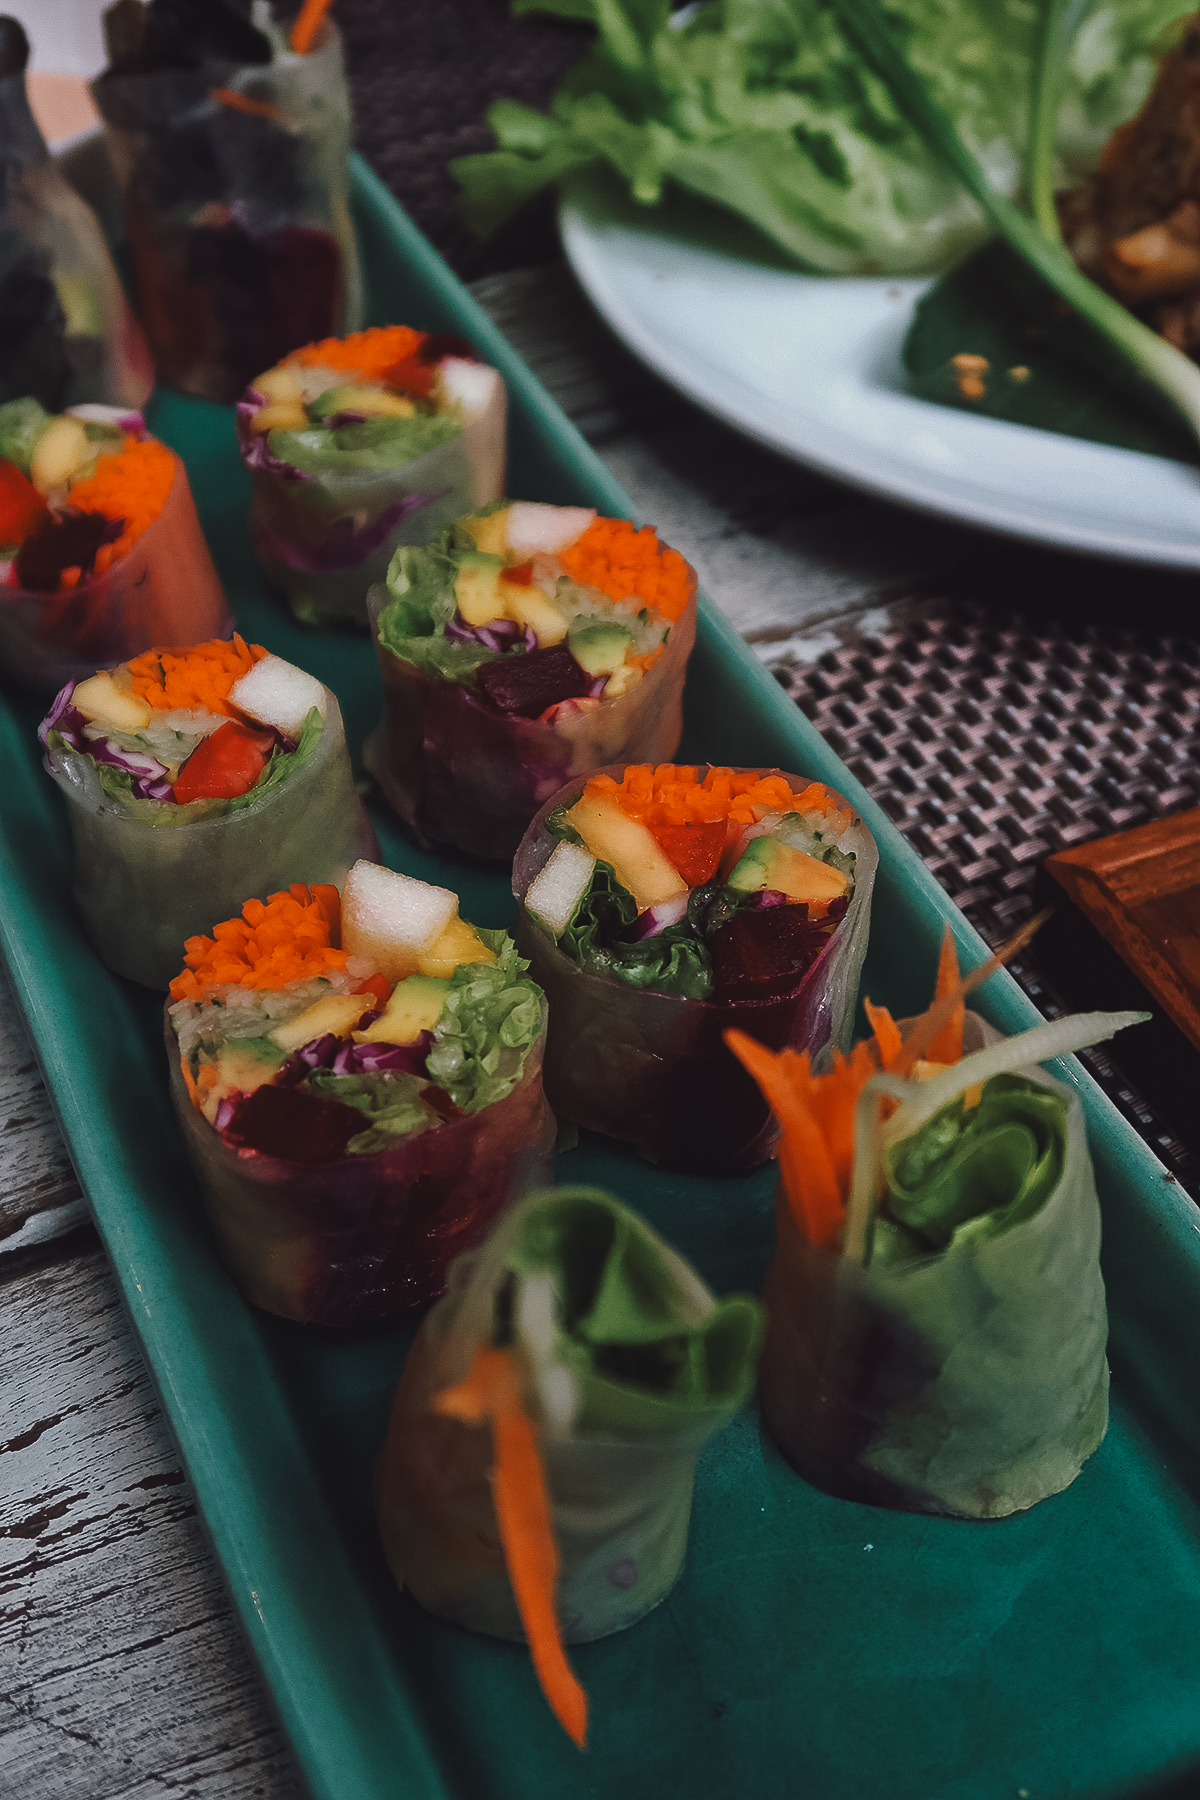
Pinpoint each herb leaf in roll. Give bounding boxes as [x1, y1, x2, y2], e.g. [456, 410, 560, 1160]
[364, 503, 697, 860]
[167, 863, 556, 1327]
[238, 326, 506, 628]
[728, 933, 1147, 1517]
[512, 763, 877, 1172]
[40, 635, 376, 988]
[374, 1185, 763, 1744]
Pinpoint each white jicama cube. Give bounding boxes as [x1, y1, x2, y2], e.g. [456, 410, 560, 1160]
[436, 357, 503, 425]
[505, 501, 596, 558]
[525, 840, 597, 937]
[229, 655, 327, 738]
[342, 861, 459, 982]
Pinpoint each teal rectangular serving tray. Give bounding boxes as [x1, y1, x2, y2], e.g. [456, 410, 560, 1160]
[3, 157, 1200, 1800]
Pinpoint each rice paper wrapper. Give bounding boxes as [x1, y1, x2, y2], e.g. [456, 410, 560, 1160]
[759, 1024, 1109, 1519]
[511, 769, 877, 1171]
[168, 1012, 555, 1328]
[93, 25, 360, 403]
[375, 1187, 762, 1641]
[243, 383, 506, 629]
[0, 453, 230, 693]
[45, 688, 376, 989]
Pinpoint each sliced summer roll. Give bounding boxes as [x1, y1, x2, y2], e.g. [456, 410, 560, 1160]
[366, 503, 698, 860]
[512, 763, 877, 1171]
[375, 1185, 762, 1746]
[40, 635, 376, 989]
[167, 863, 555, 1326]
[728, 935, 1146, 1517]
[93, 5, 361, 404]
[238, 325, 505, 627]
[0, 399, 228, 691]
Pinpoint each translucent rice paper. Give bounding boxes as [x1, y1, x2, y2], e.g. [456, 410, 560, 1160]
[759, 1019, 1109, 1518]
[511, 768, 877, 1171]
[167, 1009, 555, 1328]
[0, 452, 230, 694]
[93, 24, 361, 404]
[374, 1187, 761, 1641]
[0, 73, 151, 414]
[243, 369, 506, 628]
[45, 689, 376, 990]
[364, 585, 697, 862]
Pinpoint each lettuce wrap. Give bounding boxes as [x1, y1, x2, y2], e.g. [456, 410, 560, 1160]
[93, 7, 360, 403]
[0, 412, 228, 693]
[167, 873, 555, 1326]
[364, 502, 696, 860]
[731, 962, 1145, 1517]
[238, 325, 506, 628]
[41, 638, 375, 988]
[375, 1186, 762, 1741]
[513, 764, 877, 1171]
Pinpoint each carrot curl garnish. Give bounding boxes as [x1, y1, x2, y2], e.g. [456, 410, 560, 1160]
[210, 86, 283, 123]
[290, 0, 335, 54]
[436, 1346, 588, 1749]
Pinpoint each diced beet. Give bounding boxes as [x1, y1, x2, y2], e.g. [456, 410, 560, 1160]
[475, 644, 593, 719]
[223, 1083, 364, 1164]
[17, 511, 122, 590]
[650, 821, 726, 888]
[709, 905, 829, 1002]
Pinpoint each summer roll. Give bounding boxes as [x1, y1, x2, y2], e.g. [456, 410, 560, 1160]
[730, 935, 1145, 1517]
[167, 862, 555, 1327]
[239, 324, 505, 627]
[40, 636, 375, 988]
[374, 1185, 762, 1744]
[513, 763, 877, 1171]
[365, 503, 697, 860]
[0, 401, 228, 691]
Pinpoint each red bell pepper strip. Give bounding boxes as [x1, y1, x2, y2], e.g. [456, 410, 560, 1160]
[0, 459, 50, 546]
[173, 721, 275, 803]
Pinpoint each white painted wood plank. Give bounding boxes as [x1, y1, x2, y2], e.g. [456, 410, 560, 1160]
[0, 1248, 306, 1800]
[0, 964, 86, 1254]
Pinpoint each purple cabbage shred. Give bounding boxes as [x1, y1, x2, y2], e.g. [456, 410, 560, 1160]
[445, 614, 537, 655]
[235, 388, 312, 482]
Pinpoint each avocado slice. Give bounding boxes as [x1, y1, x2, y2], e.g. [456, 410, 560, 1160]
[568, 617, 634, 676]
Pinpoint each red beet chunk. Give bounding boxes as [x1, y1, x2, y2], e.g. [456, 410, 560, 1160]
[224, 1083, 364, 1165]
[710, 905, 828, 1002]
[17, 510, 122, 590]
[475, 644, 592, 718]
[651, 820, 726, 888]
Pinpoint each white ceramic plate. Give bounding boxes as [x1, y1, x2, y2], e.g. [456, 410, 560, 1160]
[559, 171, 1200, 568]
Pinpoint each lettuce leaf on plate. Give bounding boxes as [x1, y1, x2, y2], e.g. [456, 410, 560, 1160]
[455, 0, 1183, 274]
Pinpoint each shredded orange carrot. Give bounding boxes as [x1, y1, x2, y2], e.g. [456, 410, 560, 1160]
[559, 517, 694, 623]
[283, 324, 426, 384]
[584, 764, 848, 835]
[66, 438, 176, 578]
[210, 86, 284, 123]
[927, 926, 965, 1065]
[862, 1000, 903, 1071]
[125, 634, 267, 715]
[169, 883, 347, 1001]
[436, 1346, 587, 1749]
[290, 0, 335, 54]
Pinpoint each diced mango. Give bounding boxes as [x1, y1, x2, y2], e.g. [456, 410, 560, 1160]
[268, 992, 369, 1053]
[418, 915, 497, 978]
[355, 974, 450, 1044]
[502, 583, 568, 646]
[252, 365, 305, 403]
[30, 416, 93, 494]
[454, 554, 505, 626]
[564, 792, 688, 913]
[727, 836, 850, 906]
[461, 508, 509, 556]
[72, 670, 152, 732]
[251, 401, 309, 434]
[604, 664, 644, 700]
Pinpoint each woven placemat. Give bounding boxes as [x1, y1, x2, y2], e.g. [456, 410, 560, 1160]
[776, 595, 1200, 1192]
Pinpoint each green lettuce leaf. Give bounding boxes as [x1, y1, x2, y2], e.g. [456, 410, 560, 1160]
[454, 0, 1184, 275]
[375, 531, 511, 684]
[0, 396, 50, 474]
[423, 931, 545, 1112]
[882, 1072, 1068, 1253]
[305, 1070, 441, 1155]
[268, 411, 458, 476]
